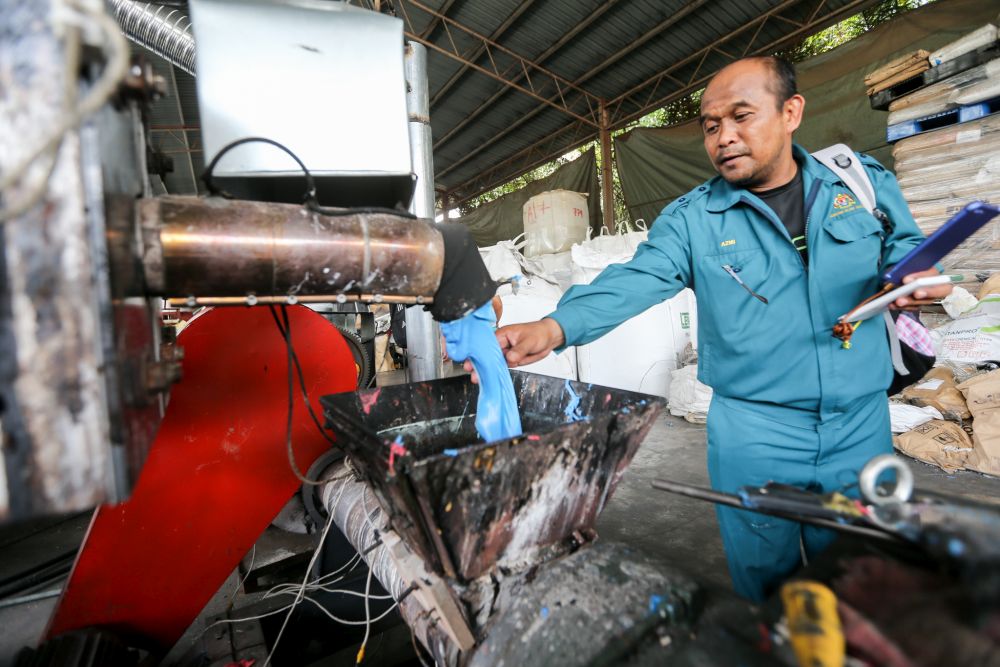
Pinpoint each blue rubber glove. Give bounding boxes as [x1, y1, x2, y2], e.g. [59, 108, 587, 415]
[440, 301, 522, 442]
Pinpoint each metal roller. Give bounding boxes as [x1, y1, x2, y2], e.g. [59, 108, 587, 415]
[137, 196, 445, 303]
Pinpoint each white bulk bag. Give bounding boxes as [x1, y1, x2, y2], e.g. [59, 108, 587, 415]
[497, 276, 577, 380]
[479, 239, 525, 282]
[571, 223, 697, 397]
[480, 234, 574, 293]
[518, 248, 574, 293]
[668, 365, 713, 423]
[522, 190, 590, 257]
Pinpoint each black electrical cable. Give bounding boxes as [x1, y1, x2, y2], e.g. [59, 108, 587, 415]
[200, 136, 416, 219]
[269, 304, 338, 445]
[269, 304, 339, 486]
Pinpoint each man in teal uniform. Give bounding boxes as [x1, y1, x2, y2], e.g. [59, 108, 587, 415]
[482, 57, 953, 601]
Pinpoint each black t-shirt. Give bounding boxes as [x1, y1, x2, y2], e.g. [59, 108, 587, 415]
[756, 167, 807, 263]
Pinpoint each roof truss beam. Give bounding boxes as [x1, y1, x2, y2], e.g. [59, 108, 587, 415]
[606, 0, 879, 127]
[450, 120, 595, 208]
[431, 0, 621, 150]
[418, 0, 459, 39]
[432, 0, 711, 179]
[428, 0, 538, 108]
[450, 0, 881, 204]
[395, 0, 602, 127]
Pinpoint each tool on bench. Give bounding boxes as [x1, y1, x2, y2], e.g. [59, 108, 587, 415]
[652, 455, 1000, 589]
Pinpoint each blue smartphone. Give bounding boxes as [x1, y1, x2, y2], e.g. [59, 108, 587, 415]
[883, 201, 1000, 286]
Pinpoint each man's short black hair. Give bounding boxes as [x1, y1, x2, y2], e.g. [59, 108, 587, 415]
[763, 56, 798, 107]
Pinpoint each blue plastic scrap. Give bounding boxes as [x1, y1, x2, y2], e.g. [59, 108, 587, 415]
[563, 379, 585, 422]
[738, 489, 757, 509]
[440, 301, 522, 442]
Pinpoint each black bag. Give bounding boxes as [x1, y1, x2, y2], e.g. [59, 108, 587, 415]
[888, 312, 936, 396]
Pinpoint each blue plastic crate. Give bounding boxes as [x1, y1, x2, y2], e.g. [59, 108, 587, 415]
[887, 96, 1000, 142]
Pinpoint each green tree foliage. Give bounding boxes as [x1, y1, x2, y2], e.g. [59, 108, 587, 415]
[779, 0, 932, 62]
[454, 0, 933, 225]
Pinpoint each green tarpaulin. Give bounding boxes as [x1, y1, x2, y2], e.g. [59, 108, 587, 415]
[615, 0, 998, 224]
[454, 149, 602, 247]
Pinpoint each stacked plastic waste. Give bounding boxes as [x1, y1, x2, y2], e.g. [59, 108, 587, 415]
[872, 24, 1000, 277]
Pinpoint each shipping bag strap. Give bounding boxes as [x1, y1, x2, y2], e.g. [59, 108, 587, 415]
[813, 144, 909, 376]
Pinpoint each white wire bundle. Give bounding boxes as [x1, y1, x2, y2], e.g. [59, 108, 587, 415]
[263, 470, 399, 666]
[198, 470, 403, 665]
[1, 0, 130, 222]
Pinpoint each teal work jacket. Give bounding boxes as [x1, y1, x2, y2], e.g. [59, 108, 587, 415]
[550, 145, 924, 417]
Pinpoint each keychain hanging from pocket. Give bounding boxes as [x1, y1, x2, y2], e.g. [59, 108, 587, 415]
[722, 264, 768, 304]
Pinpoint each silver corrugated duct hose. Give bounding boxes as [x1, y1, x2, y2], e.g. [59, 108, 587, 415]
[321, 463, 471, 664]
[321, 468, 409, 601]
[108, 0, 195, 74]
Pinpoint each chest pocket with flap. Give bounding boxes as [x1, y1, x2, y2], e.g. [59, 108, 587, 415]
[822, 209, 884, 275]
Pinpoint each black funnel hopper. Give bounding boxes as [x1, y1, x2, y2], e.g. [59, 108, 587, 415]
[320, 371, 664, 581]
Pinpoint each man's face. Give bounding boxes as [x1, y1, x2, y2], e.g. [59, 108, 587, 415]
[700, 61, 803, 189]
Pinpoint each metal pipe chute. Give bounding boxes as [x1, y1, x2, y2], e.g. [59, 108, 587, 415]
[136, 195, 445, 305]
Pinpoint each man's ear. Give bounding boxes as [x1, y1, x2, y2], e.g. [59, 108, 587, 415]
[784, 94, 805, 134]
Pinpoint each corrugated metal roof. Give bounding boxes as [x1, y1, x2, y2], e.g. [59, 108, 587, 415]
[419, 0, 883, 201]
[136, 0, 883, 204]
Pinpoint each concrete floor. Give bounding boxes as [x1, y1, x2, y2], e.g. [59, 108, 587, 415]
[597, 415, 731, 591]
[595, 409, 1000, 596]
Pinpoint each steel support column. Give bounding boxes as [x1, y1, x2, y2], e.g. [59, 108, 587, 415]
[599, 104, 614, 232]
[403, 41, 445, 382]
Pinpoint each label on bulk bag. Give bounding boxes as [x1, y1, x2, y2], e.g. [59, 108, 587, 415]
[937, 296, 1000, 364]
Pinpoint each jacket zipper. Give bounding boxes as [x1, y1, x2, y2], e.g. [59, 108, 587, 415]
[724, 179, 822, 305]
[799, 179, 823, 271]
[722, 264, 768, 304]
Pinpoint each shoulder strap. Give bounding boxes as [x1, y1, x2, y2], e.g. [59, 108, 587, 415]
[812, 143, 893, 234]
[811, 144, 877, 213]
[814, 145, 910, 373]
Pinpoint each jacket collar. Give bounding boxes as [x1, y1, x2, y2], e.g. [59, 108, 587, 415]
[705, 144, 838, 213]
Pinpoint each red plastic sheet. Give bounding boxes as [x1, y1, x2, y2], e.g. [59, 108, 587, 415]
[46, 306, 357, 649]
